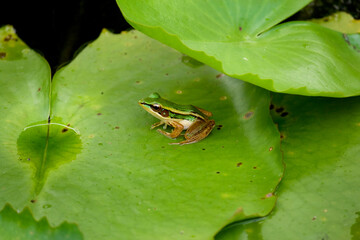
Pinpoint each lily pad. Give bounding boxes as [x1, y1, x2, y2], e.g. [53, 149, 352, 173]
[0, 25, 51, 208]
[216, 93, 360, 239]
[116, 0, 360, 97]
[0, 27, 283, 239]
[310, 12, 360, 34]
[0, 204, 82, 240]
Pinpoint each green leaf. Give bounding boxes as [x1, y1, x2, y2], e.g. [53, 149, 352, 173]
[116, 0, 360, 97]
[1, 27, 283, 239]
[310, 12, 360, 34]
[0, 25, 51, 207]
[216, 93, 360, 239]
[0, 204, 83, 240]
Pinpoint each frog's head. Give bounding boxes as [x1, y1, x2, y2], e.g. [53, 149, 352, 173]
[138, 93, 170, 119]
[138, 92, 161, 107]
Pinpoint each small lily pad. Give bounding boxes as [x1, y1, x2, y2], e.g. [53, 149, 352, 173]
[0, 204, 83, 240]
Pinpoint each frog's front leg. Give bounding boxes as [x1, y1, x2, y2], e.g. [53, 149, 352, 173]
[157, 121, 184, 139]
[151, 121, 165, 129]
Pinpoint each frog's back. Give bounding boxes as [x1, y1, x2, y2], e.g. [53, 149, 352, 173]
[143, 93, 208, 119]
[171, 102, 208, 119]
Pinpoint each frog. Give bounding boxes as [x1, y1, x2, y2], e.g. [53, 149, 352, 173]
[138, 93, 215, 145]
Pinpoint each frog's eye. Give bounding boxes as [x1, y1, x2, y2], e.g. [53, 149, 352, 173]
[151, 104, 162, 112]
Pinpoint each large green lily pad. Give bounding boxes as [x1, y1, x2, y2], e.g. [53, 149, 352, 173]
[216, 94, 360, 239]
[116, 0, 360, 97]
[0, 26, 283, 239]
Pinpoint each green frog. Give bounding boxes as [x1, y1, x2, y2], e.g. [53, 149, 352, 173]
[138, 93, 215, 145]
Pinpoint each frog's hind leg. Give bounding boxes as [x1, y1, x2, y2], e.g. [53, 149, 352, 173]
[170, 119, 215, 145]
[157, 121, 184, 139]
[193, 106, 213, 117]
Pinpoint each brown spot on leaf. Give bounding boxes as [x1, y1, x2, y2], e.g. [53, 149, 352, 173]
[275, 107, 284, 113]
[239, 26, 243, 31]
[114, 126, 119, 129]
[280, 112, 289, 117]
[4, 34, 13, 41]
[244, 111, 254, 119]
[5, 34, 17, 41]
[0, 52, 6, 59]
[237, 162, 242, 167]
[253, 166, 257, 169]
[269, 104, 274, 110]
[216, 73, 225, 78]
[216, 171, 220, 174]
[62, 128, 68, 133]
[343, 34, 359, 52]
[97, 113, 102, 116]
[269, 147, 273, 151]
[37, 88, 41, 92]
[312, 216, 317, 221]
[30, 199, 36, 203]
[265, 192, 273, 198]
[234, 207, 243, 215]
